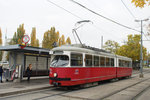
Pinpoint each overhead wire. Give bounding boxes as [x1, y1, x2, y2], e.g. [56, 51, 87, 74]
[69, 0, 140, 33]
[120, 0, 136, 19]
[46, 0, 121, 41]
[120, 0, 150, 41]
[85, 0, 131, 39]
[46, 0, 150, 42]
[88, 0, 150, 41]
[46, 0, 83, 20]
[143, 32, 149, 40]
[46, 0, 83, 44]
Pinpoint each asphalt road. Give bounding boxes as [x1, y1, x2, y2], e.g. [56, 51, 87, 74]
[0, 68, 150, 100]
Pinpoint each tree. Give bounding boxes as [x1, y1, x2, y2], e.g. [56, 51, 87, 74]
[17, 24, 25, 44]
[66, 37, 71, 45]
[58, 37, 62, 47]
[42, 31, 50, 49]
[10, 32, 17, 44]
[147, 53, 150, 66]
[30, 27, 36, 46]
[30, 27, 39, 47]
[117, 34, 147, 61]
[10, 24, 25, 45]
[61, 35, 65, 45]
[42, 27, 59, 49]
[0, 28, 2, 60]
[35, 39, 39, 47]
[103, 40, 120, 54]
[56, 31, 60, 42]
[49, 27, 57, 49]
[59, 35, 65, 46]
[132, 0, 150, 8]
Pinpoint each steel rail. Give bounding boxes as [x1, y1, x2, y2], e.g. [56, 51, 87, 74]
[132, 84, 150, 100]
[98, 76, 150, 100]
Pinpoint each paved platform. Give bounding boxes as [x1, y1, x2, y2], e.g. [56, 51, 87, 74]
[0, 76, 51, 97]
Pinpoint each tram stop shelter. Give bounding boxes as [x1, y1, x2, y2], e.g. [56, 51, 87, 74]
[0, 44, 51, 81]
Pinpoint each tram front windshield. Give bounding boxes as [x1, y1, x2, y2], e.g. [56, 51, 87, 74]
[50, 55, 69, 67]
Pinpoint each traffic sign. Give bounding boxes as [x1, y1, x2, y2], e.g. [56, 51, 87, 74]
[22, 35, 30, 44]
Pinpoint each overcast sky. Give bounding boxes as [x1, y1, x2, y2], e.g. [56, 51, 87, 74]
[0, 0, 150, 51]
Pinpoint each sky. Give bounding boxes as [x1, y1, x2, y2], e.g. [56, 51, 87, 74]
[0, 0, 150, 51]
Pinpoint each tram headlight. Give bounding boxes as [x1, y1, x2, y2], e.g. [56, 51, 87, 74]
[54, 73, 57, 77]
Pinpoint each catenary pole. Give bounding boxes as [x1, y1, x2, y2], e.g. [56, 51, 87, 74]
[140, 20, 143, 77]
[135, 18, 149, 78]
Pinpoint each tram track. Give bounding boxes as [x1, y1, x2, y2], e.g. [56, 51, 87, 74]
[0, 87, 56, 99]
[32, 90, 72, 100]
[132, 84, 150, 100]
[32, 87, 95, 100]
[98, 73, 150, 100]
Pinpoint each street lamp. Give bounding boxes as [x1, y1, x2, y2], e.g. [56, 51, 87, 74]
[72, 20, 93, 47]
[135, 18, 149, 78]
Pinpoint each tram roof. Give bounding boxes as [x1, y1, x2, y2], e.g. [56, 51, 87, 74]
[52, 44, 132, 60]
[52, 44, 109, 54]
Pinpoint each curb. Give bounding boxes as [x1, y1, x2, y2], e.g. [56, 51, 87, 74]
[0, 86, 52, 97]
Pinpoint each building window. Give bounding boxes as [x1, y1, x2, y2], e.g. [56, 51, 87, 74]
[85, 55, 92, 67]
[94, 56, 99, 67]
[71, 53, 83, 66]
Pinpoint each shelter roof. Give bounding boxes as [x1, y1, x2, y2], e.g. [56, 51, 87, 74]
[0, 44, 50, 55]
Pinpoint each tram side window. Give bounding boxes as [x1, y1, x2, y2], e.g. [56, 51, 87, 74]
[127, 61, 129, 67]
[122, 60, 125, 67]
[124, 61, 129, 67]
[126, 61, 131, 67]
[94, 56, 99, 67]
[106, 57, 110, 67]
[85, 55, 92, 67]
[111, 58, 114, 67]
[100, 57, 105, 67]
[119, 60, 123, 67]
[129, 61, 132, 67]
[71, 53, 83, 66]
[119, 60, 131, 67]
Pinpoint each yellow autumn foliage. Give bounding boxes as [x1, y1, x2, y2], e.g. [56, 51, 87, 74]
[66, 37, 71, 45]
[132, 0, 150, 8]
[117, 34, 147, 61]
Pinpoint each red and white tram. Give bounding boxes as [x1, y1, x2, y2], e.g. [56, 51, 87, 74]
[49, 44, 132, 86]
